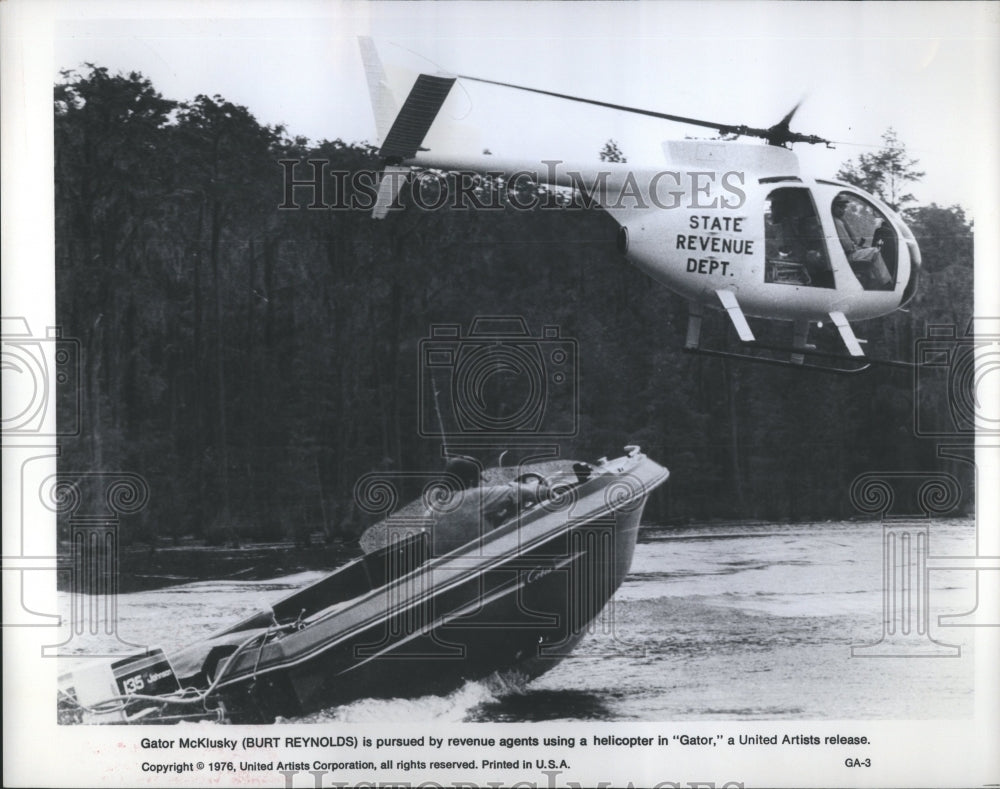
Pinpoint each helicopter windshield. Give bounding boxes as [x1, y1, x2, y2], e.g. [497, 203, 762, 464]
[831, 192, 896, 291]
[763, 187, 833, 288]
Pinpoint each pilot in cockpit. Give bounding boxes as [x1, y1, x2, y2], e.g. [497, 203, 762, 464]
[832, 196, 892, 289]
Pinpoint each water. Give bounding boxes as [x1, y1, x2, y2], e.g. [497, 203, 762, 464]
[58, 519, 977, 722]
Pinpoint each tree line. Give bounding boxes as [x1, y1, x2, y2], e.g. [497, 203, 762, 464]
[54, 66, 975, 548]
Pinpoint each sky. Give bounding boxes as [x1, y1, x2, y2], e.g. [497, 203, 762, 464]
[48, 0, 1000, 213]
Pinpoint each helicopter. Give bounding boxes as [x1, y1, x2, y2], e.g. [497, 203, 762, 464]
[359, 38, 921, 371]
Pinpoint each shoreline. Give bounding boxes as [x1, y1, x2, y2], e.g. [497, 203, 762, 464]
[57, 516, 974, 594]
[57, 538, 363, 594]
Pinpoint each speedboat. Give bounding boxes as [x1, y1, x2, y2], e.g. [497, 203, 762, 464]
[58, 447, 668, 723]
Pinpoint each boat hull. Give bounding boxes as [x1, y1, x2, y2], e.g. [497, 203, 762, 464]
[236, 503, 645, 721]
[58, 449, 668, 724]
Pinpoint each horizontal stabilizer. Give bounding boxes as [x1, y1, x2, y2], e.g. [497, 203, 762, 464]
[716, 289, 755, 342]
[379, 74, 456, 160]
[829, 311, 865, 357]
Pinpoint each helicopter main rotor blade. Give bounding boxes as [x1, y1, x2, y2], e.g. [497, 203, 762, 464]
[456, 74, 830, 147]
[457, 74, 728, 132]
[774, 99, 803, 131]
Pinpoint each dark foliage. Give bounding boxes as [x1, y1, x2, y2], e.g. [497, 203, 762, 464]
[54, 67, 975, 549]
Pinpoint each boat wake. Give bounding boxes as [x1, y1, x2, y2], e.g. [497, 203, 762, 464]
[292, 671, 533, 723]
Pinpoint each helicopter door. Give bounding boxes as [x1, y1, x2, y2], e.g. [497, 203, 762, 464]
[763, 187, 834, 288]
[831, 192, 896, 290]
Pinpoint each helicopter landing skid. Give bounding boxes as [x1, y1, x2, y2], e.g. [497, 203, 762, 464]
[684, 300, 913, 373]
[684, 344, 871, 374]
[683, 340, 914, 374]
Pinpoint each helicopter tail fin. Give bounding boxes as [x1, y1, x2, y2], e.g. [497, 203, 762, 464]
[359, 36, 399, 145]
[360, 38, 457, 218]
[359, 37, 457, 160]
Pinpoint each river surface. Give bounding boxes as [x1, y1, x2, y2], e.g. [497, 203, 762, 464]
[58, 519, 978, 722]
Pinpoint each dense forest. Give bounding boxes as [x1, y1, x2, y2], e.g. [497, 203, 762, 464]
[54, 66, 975, 548]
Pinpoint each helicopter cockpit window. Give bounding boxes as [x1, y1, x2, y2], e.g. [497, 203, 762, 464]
[764, 187, 833, 288]
[831, 192, 896, 291]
